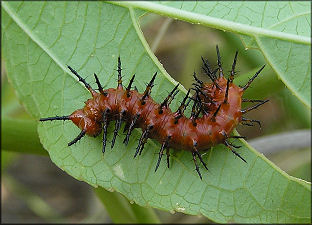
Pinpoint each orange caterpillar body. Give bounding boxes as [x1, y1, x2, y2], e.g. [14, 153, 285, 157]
[40, 46, 268, 179]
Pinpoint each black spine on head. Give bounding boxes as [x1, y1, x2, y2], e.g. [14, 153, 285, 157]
[68, 130, 86, 146]
[40, 115, 70, 122]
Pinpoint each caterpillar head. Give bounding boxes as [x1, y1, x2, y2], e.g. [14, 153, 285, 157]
[70, 109, 102, 137]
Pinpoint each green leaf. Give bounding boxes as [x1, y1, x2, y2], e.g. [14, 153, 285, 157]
[113, 1, 311, 108]
[2, 1, 311, 223]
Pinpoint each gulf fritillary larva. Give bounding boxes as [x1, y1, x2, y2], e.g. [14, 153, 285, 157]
[40, 46, 268, 179]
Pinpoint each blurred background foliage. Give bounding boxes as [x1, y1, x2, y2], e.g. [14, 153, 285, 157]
[2, 12, 311, 223]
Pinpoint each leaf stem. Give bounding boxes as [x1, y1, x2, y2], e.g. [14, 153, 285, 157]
[1, 118, 48, 156]
[94, 187, 160, 224]
[151, 17, 173, 53]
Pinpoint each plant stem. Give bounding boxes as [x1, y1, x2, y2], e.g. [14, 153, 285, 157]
[94, 187, 160, 224]
[1, 118, 48, 155]
[151, 17, 173, 53]
[249, 129, 311, 154]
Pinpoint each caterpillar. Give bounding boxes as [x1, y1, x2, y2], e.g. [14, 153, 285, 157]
[40, 46, 268, 179]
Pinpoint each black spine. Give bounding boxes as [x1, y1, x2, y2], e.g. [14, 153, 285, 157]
[192, 151, 202, 180]
[40, 115, 70, 121]
[94, 73, 105, 94]
[111, 110, 125, 149]
[241, 100, 269, 114]
[141, 72, 157, 103]
[68, 130, 86, 146]
[102, 109, 110, 153]
[159, 83, 179, 112]
[155, 137, 170, 172]
[216, 45, 224, 77]
[67, 65, 94, 94]
[242, 65, 265, 91]
[123, 114, 139, 145]
[117, 56, 123, 88]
